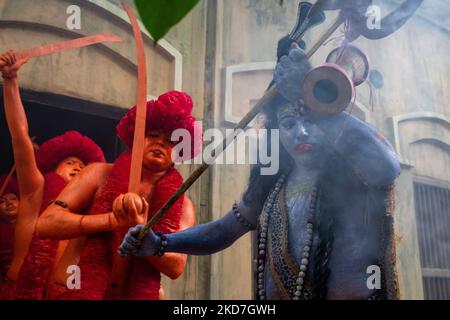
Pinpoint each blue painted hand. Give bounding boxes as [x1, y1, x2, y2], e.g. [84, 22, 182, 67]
[118, 224, 161, 257]
[274, 43, 312, 103]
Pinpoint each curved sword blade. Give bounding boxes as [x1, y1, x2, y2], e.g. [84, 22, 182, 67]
[0, 34, 123, 67]
[124, 4, 148, 194]
[18, 34, 123, 60]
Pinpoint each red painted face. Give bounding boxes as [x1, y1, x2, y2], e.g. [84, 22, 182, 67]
[142, 131, 175, 172]
[0, 193, 19, 220]
[54, 156, 85, 182]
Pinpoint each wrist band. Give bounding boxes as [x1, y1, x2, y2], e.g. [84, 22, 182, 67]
[51, 200, 69, 209]
[155, 232, 168, 257]
[1, 72, 17, 80]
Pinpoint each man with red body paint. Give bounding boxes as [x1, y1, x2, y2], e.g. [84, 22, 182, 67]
[0, 50, 105, 299]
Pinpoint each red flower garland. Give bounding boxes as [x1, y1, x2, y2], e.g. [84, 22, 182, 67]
[123, 164, 183, 299]
[0, 222, 15, 280]
[13, 173, 67, 299]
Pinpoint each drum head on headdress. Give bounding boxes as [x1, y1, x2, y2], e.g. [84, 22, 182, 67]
[302, 63, 354, 115]
[302, 44, 370, 115]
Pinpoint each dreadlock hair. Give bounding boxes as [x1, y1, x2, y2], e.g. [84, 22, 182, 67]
[242, 90, 338, 299]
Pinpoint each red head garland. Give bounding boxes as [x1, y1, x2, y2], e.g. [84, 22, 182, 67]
[116, 91, 203, 162]
[0, 175, 19, 197]
[36, 130, 106, 173]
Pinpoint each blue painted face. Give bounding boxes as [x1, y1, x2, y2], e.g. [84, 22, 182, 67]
[277, 104, 327, 168]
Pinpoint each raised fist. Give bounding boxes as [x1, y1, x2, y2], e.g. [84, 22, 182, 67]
[111, 193, 148, 230]
[0, 50, 29, 79]
[274, 43, 312, 103]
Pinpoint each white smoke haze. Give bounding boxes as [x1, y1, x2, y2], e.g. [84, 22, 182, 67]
[171, 124, 280, 175]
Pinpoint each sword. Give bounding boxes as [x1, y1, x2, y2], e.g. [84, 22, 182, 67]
[124, 3, 148, 194]
[107, 3, 147, 297]
[0, 33, 123, 67]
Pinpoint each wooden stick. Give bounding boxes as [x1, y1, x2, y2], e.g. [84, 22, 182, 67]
[139, 15, 344, 239]
[124, 4, 148, 193]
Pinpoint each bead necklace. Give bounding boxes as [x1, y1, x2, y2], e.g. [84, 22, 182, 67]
[257, 173, 319, 300]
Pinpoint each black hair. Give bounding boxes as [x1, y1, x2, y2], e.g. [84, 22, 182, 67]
[242, 92, 294, 211]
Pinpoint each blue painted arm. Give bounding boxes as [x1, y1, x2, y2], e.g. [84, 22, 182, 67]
[119, 201, 257, 257]
[312, 111, 401, 188]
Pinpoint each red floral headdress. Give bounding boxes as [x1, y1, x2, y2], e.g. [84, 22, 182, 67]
[0, 174, 19, 196]
[36, 131, 106, 173]
[116, 90, 203, 161]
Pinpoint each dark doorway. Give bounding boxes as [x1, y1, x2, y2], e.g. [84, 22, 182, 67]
[0, 86, 127, 174]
